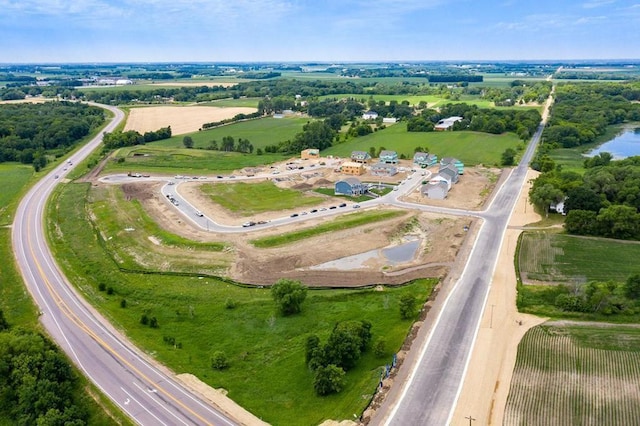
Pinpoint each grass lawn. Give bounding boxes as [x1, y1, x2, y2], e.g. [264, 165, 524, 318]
[151, 116, 308, 150]
[324, 122, 522, 166]
[48, 181, 437, 426]
[0, 163, 33, 226]
[105, 145, 287, 175]
[251, 210, 408, 248]
[505, 324, 640, 425]
[201, 180, 325, 215]
[518, 231, 640, 284]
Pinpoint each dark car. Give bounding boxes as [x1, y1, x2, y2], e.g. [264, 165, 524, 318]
[329, 206, 337, 210]
[290, 213, 299, 217]
[339, 203, 347, 207]
[310, 209, 318, 213]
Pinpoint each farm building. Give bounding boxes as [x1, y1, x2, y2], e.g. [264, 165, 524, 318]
[439, 164, 460, 184]
[434, 116, 463, 131]
[370, 163, 398, 177]
[362, 110, 379, 120]
[379, 150, 399, 164]
[335, 178, 367, 196]
[440, 157, 465, 174]
[340, 161, 365, 176]
[413, 152, 438, 168]
[301, 148, 319, 159]
[422, 180, 449, 200]
[351, 151, 371, 164]
[382, 117, 398, 124]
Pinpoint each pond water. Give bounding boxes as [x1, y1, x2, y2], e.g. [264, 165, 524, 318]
[309, 236, 421, 270]
[587, 127, 640, 159]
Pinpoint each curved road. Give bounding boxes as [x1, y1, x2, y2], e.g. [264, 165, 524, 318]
[12, 105, 238, 426]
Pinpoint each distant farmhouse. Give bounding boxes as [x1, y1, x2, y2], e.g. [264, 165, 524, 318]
[362, 110, 379, 120]
[379, 150, 399, 164]
[335, 178, 367, 196]
[340, 161, 365, 176]
[413, 152, 438, 168]
[301, 148, 319, 160]
[435, 116, 463, 131]
[351, 151, 372, 164]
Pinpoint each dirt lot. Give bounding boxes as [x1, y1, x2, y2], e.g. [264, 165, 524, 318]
[124, 106, 257, 136]
[114, 160, 496, 287]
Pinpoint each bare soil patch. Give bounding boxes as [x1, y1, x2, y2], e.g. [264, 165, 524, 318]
[124, 106, 257, 136]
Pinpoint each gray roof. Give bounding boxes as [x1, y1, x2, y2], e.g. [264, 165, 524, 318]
[342, 177, 363, 186]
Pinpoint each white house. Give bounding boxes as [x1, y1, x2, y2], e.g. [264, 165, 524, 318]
[435, 116, 463, 131]
[362, 110, 379, 120]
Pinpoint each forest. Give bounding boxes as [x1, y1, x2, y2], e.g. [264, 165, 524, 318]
[0, 102, 105, 169]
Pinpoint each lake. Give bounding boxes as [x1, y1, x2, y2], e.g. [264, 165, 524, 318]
[587, 127, 640, 159]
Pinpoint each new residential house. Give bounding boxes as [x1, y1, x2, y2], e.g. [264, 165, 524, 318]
[335, 178, 367, 196]
[422, 179, 449, 200]
[440, 157, 465, 174]
[370, 162, 398, 177]
[438, 163, 460, 184]
[413, 152, 438, 168]
[340, 161, 365, 176]
[351, 151, 372, 164]
[379, 150, 399, 164]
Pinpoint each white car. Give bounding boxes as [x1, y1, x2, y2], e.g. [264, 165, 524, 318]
[195, 210, 203, 217]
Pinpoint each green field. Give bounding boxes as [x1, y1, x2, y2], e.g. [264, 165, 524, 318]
[324, 123, 522, 166]
[0, 163, 33, 225]
[48, 181, 436, 425]
[318, 93, 496, 109]
[201, 180, 324, 216]
[504, 324, 640, 425]
[105, 145, 287, 175]
[201, 97, 261, 108]
[152, 116, 308, 150]
[251, 210, 408, 248]
[518, 231, 640, 284]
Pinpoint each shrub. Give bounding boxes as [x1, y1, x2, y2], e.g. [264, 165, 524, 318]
[224, 298, 237, 310]
[313, 364, 345, 396]
[373, 339, 387, 358]
[211, 351, 229, 370]
[140, 314, 149, 326]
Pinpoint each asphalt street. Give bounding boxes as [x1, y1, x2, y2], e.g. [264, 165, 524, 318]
[12, 104, 238, 426]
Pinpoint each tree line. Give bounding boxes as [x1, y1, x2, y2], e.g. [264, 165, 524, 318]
[529, 155, 640, 240]
[102, 126, 172, 150]
[0, 101, 105, 170]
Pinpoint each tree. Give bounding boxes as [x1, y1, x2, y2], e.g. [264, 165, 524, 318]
[501, 148, 517, 166]
[323, 320, 372, 371]
[211, 351, 229, 370]
[564, 185, 602, 213]
[182, 136, 194, 149]
[0, 309, 8, 331]
[399, 294, 417, 319]
[313, 364, 345, 396]
[529, 183, 564, 217]
[624, 274, 640, 300]
[271, 279, 307, 315]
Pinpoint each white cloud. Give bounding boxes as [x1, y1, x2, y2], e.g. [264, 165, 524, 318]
[582, 0, 615, 9]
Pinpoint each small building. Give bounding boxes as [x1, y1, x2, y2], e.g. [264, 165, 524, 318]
[413, 152, 438, 168]
[382, 117, 397, 124]
[379, 150, 399, 164]
[370, 162, 398, 177]
[340, 161, 365, 176]
[335, 178, 367, 196]
[301, 148, 319, 160]
[438, 164, 460, 184]
[422, 180, 449, 200]
[362, 110, 379, 120]
[440, 157, 465, 174]
[351, 151, 372, 164]
[435, 116, 463, 131]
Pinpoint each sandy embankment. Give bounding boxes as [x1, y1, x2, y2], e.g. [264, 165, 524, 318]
[124, 106, 257, 136]
[450, 169, 546, 425]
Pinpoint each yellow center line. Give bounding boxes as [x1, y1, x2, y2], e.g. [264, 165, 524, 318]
[27, 218, 217, 426]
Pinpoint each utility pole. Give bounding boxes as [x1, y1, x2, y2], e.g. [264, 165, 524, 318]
[465, 414, 476, 426]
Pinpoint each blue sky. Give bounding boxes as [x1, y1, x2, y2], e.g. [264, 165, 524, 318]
[1, 0, 639, 63]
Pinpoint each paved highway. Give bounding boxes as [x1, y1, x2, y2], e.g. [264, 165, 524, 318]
[373, 122, 545, 425]
[12, 104, 238, 426]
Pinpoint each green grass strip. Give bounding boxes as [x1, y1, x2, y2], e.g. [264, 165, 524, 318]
[251, 210, 406, 248]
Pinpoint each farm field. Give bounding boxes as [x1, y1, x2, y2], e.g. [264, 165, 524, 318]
[200, 180, 325, 215]
[318, 93, 496, 108]
[324, 122, 522, 166]
[504, 324, 640, 425]
[124, 105, 258, 135]
[518, 231, 640, 284]
[48, 182, 437, 426]
[152, 116, 307, 150]
[105, 145, 286, 174]
[201, 97, 261, 108]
